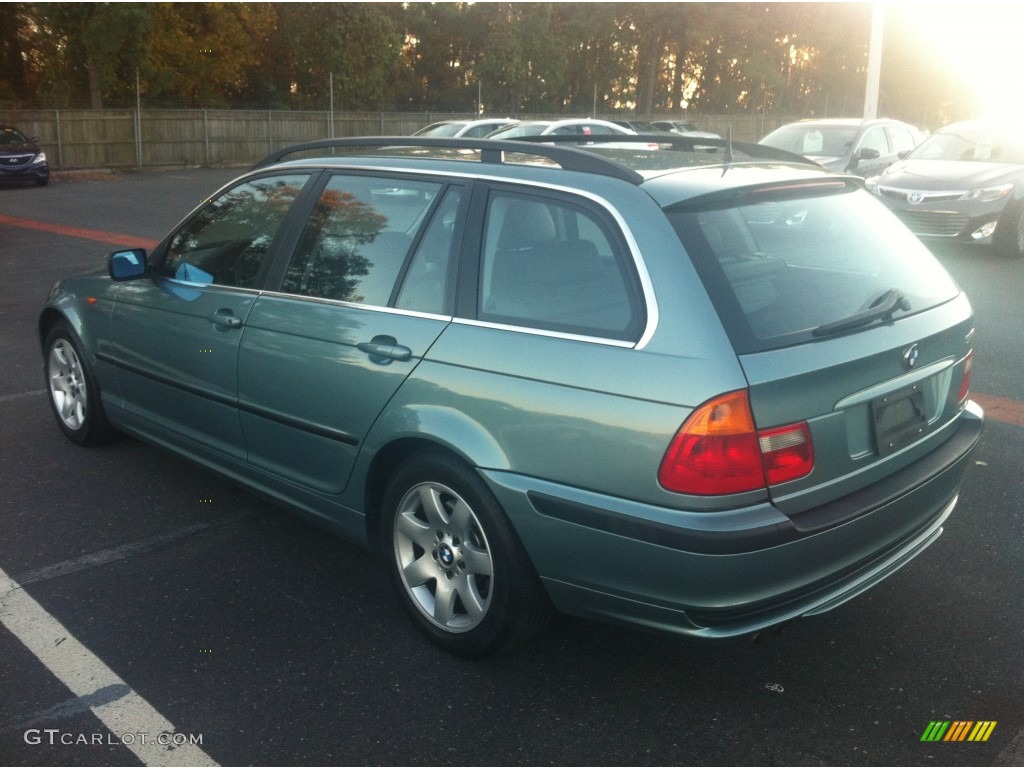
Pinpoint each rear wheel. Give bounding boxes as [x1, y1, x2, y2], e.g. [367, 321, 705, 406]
[44, 321, 118, 445]
[382, 452, 549, 657]
[995, 202, 1024, 258]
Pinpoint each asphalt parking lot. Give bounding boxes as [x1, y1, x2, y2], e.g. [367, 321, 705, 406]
[1, 169, 1022, 766]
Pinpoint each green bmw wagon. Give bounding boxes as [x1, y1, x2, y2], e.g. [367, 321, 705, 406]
[40, 136, 983, 657]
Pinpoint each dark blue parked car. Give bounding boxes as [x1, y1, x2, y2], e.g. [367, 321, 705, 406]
[0, 125, 49, 186]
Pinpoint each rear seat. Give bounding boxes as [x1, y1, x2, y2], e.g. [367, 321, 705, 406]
[486, 201, 632, 333]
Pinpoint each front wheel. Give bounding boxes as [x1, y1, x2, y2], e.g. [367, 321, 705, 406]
[995, 202, 1024, 258]
[382, 453, 549, 658]
[44, 321, 118, 445]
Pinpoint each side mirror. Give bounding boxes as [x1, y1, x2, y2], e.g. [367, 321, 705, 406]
[108, 248, 148, 280]
[848, 146, 881, 171]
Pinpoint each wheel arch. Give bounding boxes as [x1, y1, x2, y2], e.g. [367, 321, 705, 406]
[40, 306, 119, 446]
[38, 307, 70, 349]
[995, 197, 1024, 257]
[360, 405, 512, 551]
[39, 305, 89, 354]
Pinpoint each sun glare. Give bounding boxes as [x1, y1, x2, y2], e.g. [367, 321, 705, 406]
[900, 2, 1024, 122]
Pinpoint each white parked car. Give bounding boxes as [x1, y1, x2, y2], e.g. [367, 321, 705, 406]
[413, 118, 519, 139]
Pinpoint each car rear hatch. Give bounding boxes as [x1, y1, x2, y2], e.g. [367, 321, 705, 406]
[663, 176, 976, 515]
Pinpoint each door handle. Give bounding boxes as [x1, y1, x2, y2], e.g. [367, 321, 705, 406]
[210, 310, 242, 329]
[357, 336, 412, 363]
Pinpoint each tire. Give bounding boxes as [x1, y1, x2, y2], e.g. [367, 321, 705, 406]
[43, 321, 118, 445]
[995, 202, 1024, 258]
[382, 452, 550, 658]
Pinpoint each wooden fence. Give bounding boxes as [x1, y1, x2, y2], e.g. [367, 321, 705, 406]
[2, 108, 794, 170]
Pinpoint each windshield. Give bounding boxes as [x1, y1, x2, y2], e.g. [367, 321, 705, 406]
[760, 124, 858, 158]
[412, 123, 465, 137]
[667, 185, 960, 352]
[490, 123, 552, 138]
[1, 128, 30, 144]
[908, 124, 1024, 164]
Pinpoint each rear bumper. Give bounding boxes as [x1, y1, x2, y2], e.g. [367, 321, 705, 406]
[485, 401, 983, 639]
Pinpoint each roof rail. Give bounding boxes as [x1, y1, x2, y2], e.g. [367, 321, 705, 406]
[252, 136, 645, 184]
[512, 132, 821, 167]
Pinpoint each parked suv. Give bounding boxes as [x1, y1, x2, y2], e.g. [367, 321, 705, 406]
[759, 118, 923, 177]
[40, 135, 982, 657]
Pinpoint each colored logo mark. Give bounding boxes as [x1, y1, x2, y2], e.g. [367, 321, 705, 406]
[920, 721, 997, 742]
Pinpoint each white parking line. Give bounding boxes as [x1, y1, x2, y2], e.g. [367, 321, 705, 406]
[0, 565, 218, 766]
[998, 727, 1024, 766]
[0, 389, 46, 404]
[12, 522, 214, 586]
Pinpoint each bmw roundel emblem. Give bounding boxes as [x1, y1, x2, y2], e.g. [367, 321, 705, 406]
[902, 343, 919, 370]
[438, 544, 455, 566]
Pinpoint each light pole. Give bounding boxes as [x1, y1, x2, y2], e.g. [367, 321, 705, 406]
[863, 3, 884, 119]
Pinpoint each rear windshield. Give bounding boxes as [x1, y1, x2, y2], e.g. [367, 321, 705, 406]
[666, 183, 960, 353]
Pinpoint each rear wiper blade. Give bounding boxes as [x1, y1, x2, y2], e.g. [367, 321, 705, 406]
[812, 288, 911, 337]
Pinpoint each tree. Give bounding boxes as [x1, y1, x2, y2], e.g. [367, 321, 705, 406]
[473, 3, 571, 113]
[0, 3, 32, 104]
[31, 3, 150, 108]
[142, 3, 275, 108]
[558, 4, 630, 113]
[245, 4, 403, 110]
[0, 1, 980, 127]
[395, 2, 482, 111]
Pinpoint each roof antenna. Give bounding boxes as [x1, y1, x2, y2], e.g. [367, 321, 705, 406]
[722, 126, 734, 173]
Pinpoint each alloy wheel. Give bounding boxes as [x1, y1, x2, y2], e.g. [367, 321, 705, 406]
[48, 338, 89, 431]
[392, 481, 494, 633]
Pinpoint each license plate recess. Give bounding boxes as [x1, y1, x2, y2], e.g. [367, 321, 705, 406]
[871, 384, 929, 457]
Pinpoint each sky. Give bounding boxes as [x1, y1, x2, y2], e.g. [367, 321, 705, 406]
[887, 1, 1024, 121]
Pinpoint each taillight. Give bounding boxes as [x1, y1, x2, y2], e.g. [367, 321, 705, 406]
[659, 390, 813, 496]
[957, 350, 973, 403]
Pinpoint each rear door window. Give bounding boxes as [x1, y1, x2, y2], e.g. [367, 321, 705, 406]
[667, 183, 960, 352]
[281, 174, 447, 306]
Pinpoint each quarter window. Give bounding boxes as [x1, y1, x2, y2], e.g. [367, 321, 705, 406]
[395, 187, 462, 314]
[281, 175, 444, 306]
[478, 191, 641, 340]
[162, 175, 309, 288]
